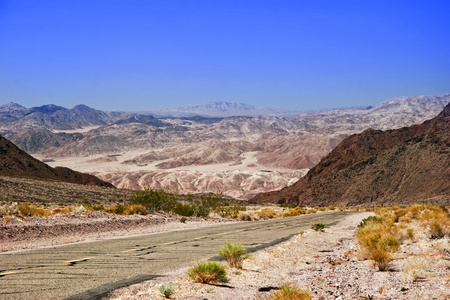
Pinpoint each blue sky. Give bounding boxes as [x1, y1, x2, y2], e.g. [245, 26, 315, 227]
[1, 1, 449, 111]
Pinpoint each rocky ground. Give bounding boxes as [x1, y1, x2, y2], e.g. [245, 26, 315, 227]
[106, 213, 450, 300]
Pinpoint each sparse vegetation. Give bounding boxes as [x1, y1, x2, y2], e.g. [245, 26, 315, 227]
[218, 242, 248, 269]
[158, 284, 176, 298]
[311, 223, 326, 232]
[187, 261, 229, 284]
[402, 257, 429, 283]
[258, 208, 277, 219]
[18, 204, 51, 217]
[269, 284, 311, 300]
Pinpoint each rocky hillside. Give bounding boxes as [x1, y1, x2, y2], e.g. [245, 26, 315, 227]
[0, 135, 114, 187]
[251, 103, 450, 206]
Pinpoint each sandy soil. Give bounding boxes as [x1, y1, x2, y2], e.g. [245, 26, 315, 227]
[106, 213, 450, 300]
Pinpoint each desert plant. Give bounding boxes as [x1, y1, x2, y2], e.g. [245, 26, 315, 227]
[218, 242, 248, 268]
[270, 284, 311, 300]
[407, 228, 414, 239]
[158, 284, 175, 298]
[18, 204, 51, 217]
[369, 248, 392, 271]
[180, 217, 187, 223]
[187, 261, 229, 284]
[124, 204, 148, 215]
[172, 202, 195, 217]
[402, 257, 429, 283]
[238, 212, 252, 221]
[129, 187, 178, 213]
[311, 223, 326, 232]
[258, 208, 277, 219]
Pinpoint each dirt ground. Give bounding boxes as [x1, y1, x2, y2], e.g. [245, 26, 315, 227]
[106, 213, 450, 300]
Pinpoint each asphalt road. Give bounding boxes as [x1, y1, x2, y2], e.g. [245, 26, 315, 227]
[0, 211, 356, 300]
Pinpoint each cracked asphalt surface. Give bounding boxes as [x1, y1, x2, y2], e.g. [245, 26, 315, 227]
[0, 211, 355, 299]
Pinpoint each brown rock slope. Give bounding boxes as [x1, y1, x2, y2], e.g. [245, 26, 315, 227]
[251, 103, 450, 206]
[0, 135, 114, 187]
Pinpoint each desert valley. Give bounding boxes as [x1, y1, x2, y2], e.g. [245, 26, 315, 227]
[1, 94, 449, 300]
[1, 94, 448, 200]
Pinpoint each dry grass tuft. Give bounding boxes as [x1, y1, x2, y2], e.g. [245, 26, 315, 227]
[402, 257, 429, 283]
[269, 284, 311, 300]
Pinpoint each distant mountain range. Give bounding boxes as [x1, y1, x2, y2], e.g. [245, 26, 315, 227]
[0, 94, 449, 200]
[251, 101, 450, 205]
[140, 102, 302, 118]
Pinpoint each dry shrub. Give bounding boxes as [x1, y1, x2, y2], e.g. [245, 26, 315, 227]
[369, 248, 393, 271]
[0, 202, 18, 216]
[258, 208, 277, 219]
[187, 261, 229, 284]
[4, 215, 13, 224]
[306, 208, 317, 214]
[124, 204, 148, 215]
[269, 284, 311, 300]
[402, 257, 429, 283]
[419, 208, 450, 239]
[51, 207, 71, 215]
[18, 204, 51, 217]
[283, 207, 305, 217]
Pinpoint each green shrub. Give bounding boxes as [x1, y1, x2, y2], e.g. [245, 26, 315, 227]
[187, 261, 229, 284]
[158, 284, 175, 298]
[129, 187, 177, 213]
[311, 223, 326, 232]
[270, 284, 311, 300]
[358, 216, 382, 228]
[172, 202, 195, 217]
[218, 242, 247, 268]
[180, 217, 187, 223]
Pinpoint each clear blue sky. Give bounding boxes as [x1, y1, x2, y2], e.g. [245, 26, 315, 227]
[1, 0, 449, 111]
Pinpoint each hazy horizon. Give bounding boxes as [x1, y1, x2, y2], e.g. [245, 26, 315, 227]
[1, 1, 449, 112]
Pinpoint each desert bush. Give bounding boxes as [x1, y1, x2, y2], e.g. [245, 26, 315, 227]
[327, 205, 335, 211]
[129, 187, 178, 213]
[3, 215, 13, 224]
[218, 242, 248, 268]
[402, 257, 429, 283]
[0, 202, 18, 216]
[419, 207, 450, 239]
[406, 228, 414, 239]
[180, 217, 187, 223]
[270, 284, 311, 300]
[158, 284, 175, 298]
[369, 248, 393, 271]
[258, 208, 277, 219]
[172, 202, 195, 217]
[306, 208, 317, 214]
[187, 261, 229, 284]
[51, 207, 71, 215]
[18, 204, 51, 217]
[124, 204, 148, 215]
[283, 207, 306, 217]
[358, 216, 382, 228]
[238, 212, 252, 221]
[105, 204, 125, 215]
[311, 223, 326, 232]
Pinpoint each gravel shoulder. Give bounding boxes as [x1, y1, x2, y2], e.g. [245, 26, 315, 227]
[106, 212, 450, 300]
